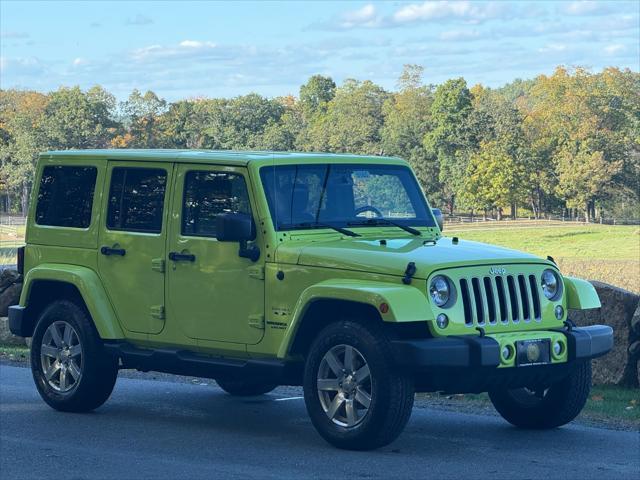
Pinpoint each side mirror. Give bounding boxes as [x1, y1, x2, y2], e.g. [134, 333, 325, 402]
[216, 213, 260, 262]
[216, 213, 256, 242]
[432, 208, 444, 231]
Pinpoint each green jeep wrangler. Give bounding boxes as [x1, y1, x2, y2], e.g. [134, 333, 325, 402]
[9, 150, 613, 450]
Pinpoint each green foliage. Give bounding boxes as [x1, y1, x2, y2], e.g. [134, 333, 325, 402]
[0, 66, 638, 219]
[381, 65, 437, 198]
[463, 141, 526, 214]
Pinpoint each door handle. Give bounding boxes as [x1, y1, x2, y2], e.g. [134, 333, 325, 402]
[101, 246, 126, 256]
[168, 252, 196, 262]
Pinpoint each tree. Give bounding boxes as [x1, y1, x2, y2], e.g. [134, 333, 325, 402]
[0, 90, 49, 213]
[555, 143, 622, 221]
[299, 75, 336, 117]
[463, 141, 527, 219]
[44, 86, 117, 149]
[423, 78, 475, 213]
[116, 89, 167, 148]
[381, 65, 438, 199]
[303, 79, 388, 155]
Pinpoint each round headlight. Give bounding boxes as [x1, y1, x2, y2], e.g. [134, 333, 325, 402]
[430, 275, 451, 307]
[541, 269, 562, 300]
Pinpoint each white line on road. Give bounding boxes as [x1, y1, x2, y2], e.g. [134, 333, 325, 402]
[274, 396, 304, 401]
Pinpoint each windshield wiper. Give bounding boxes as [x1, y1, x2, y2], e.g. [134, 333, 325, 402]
[348, 218, 422, 236]
[291, 222, 361, 237]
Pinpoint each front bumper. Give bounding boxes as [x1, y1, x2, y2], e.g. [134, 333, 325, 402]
[391, 325, 613, 369]
[8, 305, 32, 338]
[391, 325, 613, 393]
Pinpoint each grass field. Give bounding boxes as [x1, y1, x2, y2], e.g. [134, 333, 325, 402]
[0, 223, 25, 265]
[447, 222, 640, 293]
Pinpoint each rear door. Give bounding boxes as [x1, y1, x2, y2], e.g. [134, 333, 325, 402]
[98, 162, 173, 335]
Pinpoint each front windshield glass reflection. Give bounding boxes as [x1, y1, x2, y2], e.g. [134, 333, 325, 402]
[260, 164, 435, 231]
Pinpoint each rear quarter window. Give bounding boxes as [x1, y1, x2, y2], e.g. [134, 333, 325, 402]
[35, 165, 98, 228]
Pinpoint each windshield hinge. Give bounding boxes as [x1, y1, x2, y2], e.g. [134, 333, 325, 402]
[402, 262, 417, 285]
[248, 265, 265, 280]
[249, 314, 265, 329]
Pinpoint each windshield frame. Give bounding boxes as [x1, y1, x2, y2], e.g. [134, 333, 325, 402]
[259, 162, 436, 233]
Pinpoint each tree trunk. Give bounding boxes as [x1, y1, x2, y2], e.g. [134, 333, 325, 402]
[585, 202, 590, 223]
[21, 183, 29, 216]
[497, 207, 503, 221]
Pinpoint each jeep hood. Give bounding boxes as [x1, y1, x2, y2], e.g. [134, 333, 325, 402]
[276, 236, 546, 279]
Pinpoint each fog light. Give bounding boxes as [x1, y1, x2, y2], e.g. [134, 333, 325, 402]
[436, 313, 449, 329]
[501, 345, 514, 361]
[555, 305, 564, 320]
[552, 340, 564, 358]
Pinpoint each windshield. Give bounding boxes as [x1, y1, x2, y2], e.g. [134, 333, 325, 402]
[260, 163, 435, 231]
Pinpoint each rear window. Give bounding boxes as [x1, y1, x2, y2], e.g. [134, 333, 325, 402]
[35, 165, 97, 228]
[107, 167, 167, 233]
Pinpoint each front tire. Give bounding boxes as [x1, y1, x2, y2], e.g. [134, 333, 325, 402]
[303, 321, 415, 450]
[31, 300, 119, 412]
[489, 361, 592, 429]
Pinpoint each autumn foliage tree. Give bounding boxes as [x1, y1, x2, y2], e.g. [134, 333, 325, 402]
[0, 65, 638, 221]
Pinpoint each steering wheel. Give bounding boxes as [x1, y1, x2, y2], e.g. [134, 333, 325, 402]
[355, 205, 383, 218]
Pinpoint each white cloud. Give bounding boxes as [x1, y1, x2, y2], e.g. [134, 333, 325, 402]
[0, 56, 45, 75]
[126, 14, 153, 26]
[538, 43, 568, 53]
[392, 1, 506, 24]
[439, 29, 481, 41]
[0, 31, 29, 39]
[339, 4, 381, 28]
[563, 1, 610, 16]
[179, 40, 216, 48]
[73, 57, 89, 66]
[603, 44, 626, 55]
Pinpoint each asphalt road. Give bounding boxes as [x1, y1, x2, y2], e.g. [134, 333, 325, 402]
[1, 364, 638, 480]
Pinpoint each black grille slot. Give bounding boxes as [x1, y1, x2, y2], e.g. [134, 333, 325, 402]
[471, 278, 484, 324]
[483, 277, 497, 323]
[528, 274, 541, 320]
[495, 276, 508, 322]
[507, 275, 519, 321]
[460, 279, 473, 325]
[518, 275, 530, 321]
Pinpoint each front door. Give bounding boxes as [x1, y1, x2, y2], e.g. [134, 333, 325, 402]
[166, 164, 264, 345]
[98, 162, 173, 335]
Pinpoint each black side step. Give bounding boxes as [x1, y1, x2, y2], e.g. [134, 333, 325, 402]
[103, 342, 297, 383]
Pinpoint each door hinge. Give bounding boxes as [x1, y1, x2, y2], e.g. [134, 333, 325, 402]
[151, 258, 165, 273]
[150, 305, 165, 320]
[248, 314, 265, 329]
[247, 265, 265, 280]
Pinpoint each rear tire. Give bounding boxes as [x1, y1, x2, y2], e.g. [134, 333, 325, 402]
[216, 378, 277, 396]
[303, 320, 415, 450]
[30, 300, 119, 412]
[489, 361, 592, 429]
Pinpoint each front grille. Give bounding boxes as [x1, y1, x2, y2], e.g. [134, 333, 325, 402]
[459, 274, 541, 326]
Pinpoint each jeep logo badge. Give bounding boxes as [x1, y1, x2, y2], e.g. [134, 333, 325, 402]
[489, 267, 506, 276]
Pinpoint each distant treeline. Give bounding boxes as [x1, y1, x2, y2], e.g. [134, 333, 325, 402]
[1, 65, 638, 221]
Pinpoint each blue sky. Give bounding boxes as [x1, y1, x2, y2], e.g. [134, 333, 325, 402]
[1, 1, 638, 100]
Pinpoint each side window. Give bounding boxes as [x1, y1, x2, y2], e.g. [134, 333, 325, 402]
[182, 171, 250, 237]
[35, 165, 97, 228]
[107, 167, 167, 233]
